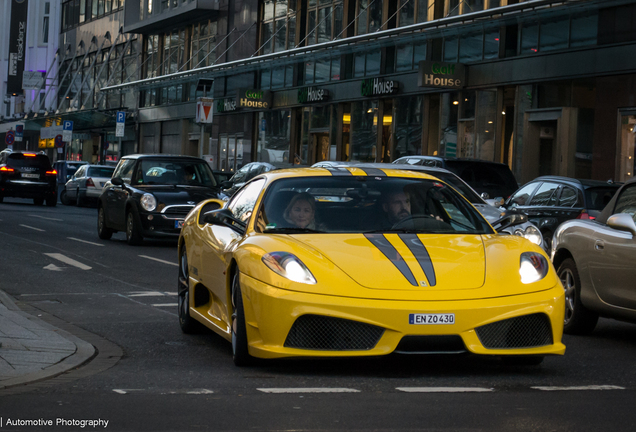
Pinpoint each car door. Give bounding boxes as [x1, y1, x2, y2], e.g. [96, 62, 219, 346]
[588, 184, 636, 309]
[199, 178, 267, 329]
[106, 159, 136, 228]
[66, 166, 85, 199]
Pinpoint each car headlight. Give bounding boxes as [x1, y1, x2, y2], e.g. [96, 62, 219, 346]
[523, 225, 542, 246]
[262, 252, 317, 284]
[519, 252, 549, 284]
[140, 193, 157, 211]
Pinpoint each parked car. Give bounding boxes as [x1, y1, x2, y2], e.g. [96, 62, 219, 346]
[220, 162, 277, 198]
[505, 176, 621, 249]
[97, 154, 223, 245]
[179, 167, 564, 366]
[61, 164, 115, 206]
[552, 176, 636, 335]
[54, 160, 88, 200]
[314, 161, 544, 248]
[392, 156, 519, 200]
[0, 150, 57, 206]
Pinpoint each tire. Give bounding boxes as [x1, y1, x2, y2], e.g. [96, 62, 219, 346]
[97, 206, 113, 240]
[178, 245, 204, 333]
[76, 188, 84, 206]
[231, 272, 253, 366]
[125, 209, 143, 245]
[558, 258, 599, 335]
[46, 195, 57, 207]
[33, 198, 44, 206]
[502, 355, 545, 366]
[60, 190, 71, 205]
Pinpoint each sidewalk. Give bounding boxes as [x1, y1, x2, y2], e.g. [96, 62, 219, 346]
[0, 289, 95, 390]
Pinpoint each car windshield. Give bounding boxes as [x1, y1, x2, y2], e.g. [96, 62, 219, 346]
[87, 167, 115, 178]
[137, 160, 217, 187]
[256, 177, 493, 235]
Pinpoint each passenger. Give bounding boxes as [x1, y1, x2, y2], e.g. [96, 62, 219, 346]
[284, 192, 318, 229]
[382, 190, 411, 224]
[182, 165, 196, 184]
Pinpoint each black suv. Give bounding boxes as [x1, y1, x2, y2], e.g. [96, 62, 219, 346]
[505, 176, 621, 249]
[0, 150, 57, 206]
[97, 154, 223, 245]
[392, 155, 519, 200]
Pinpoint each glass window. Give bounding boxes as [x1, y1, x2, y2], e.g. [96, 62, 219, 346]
[349, 100, 378, 162]
[540, 17, 569, 52]
[484, 29, 499, 59]
[228, 178, 266, 223]
[257, 110, 291, 164]
[399, 0, 415, 27]
[394, 96, 423, 159]
[443, 36, 458, 62]
[114, 159, 136, 184]
[396, 44, 414, 72]
[521, 23, 539, 54]
[509, 182, 540, 207]
[570, 13, 598, 48]
[463, 0, 484, 13]
[474, 90, 497, 161]
[558, 186, 581, 208]
[614, 185, 636, 221]
[528, 182, 560, 206]
[459, 33, 483, 63]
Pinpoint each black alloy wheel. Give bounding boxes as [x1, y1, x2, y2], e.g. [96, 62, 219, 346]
[97, 207, 113, 240]
[60, 190, 71, 205]
[178, 245, 203, 333]
[558, 258, 599, 335]
[231, 271, 252, 366]
[125, 210, 143, 245]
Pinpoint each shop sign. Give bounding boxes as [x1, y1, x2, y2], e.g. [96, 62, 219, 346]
[7, 0, 29, 94]
[236, 89, 272, 109]
[418, 61, 465, 89]
[298, 87, 330, 104]
[216, 98, 237, 113]
[361, 78, 399, 97]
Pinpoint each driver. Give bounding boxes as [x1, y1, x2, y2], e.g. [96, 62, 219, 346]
[382, 190, 411, 224]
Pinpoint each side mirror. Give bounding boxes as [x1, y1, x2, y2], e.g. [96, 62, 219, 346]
[480, 192, 490, 200]
[203, 208, 246, 233]
[493, 212, 528, 232]
[607, 213, 636, 236]
[111, 177, 124, 186]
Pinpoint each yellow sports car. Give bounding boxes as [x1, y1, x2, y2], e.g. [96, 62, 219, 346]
[177, 167, 565, 366]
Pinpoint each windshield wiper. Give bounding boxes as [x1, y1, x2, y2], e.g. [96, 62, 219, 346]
[263, 227, 325, 234]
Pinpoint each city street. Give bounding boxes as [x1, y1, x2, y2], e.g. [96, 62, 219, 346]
[0, 198, 635, 431]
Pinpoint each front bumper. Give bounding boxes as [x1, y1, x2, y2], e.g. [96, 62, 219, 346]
[238, 274, 566, 359]
[138, 211, 184, 238]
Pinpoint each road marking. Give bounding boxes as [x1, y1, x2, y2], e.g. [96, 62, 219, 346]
[128, 291, 166, 297]
[531, 385, 625, 391]
[20, 224, 45, 232]
[68, 237, 104, 246]
[397, 387, 494, 393]
[152, 303, 178, 307]
[30, 214, 63, 221]
[164, 292, 177, 296]
[112, 389, 144, 395]
[257, 388, 360, 394]
[43, 264, 64, 271]
[43, 253, 92, 270]
[139, 255, 178, 266]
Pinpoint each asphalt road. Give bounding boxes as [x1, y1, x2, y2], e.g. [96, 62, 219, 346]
[0, 198, 635, 431]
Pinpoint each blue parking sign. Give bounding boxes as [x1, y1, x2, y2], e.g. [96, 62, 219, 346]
[63, 120, 73, 131]
[116, 112, 125, 123]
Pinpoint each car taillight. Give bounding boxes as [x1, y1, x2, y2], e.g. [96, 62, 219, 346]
[576, 210, 595, 220]
[24, 153, 37, 157]
[86, 178, 95, 187]
[0, 166, 15, 173]
[45, 169, 57, 176]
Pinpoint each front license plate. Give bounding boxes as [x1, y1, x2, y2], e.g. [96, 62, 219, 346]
[409, 313, 455, 325]
[175, 220, 184, 229]
[21, 173, 39, 179]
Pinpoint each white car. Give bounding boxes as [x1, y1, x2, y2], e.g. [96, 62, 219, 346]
[61, 164, 115, 206]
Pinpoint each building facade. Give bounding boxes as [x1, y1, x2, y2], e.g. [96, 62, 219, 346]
[3, 0, 636, 186]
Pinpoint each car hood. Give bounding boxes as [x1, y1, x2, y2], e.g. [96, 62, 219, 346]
[138, 186, 220, 206]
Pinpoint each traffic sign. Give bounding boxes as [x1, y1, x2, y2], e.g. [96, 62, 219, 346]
[15, 124, 23, 142]
[196, 98, 214, 123]
[54, 134, 64, 148]
[5, 130, 15, 146]
[116, 111, 125, 137]
[63, 120, 74, 131]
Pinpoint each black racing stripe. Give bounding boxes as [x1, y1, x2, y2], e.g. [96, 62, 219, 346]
[364, 234, 418, 286]
[358, 167, 386, 177]
[398, 234, 437, 287]
[326, 167, 353, 176]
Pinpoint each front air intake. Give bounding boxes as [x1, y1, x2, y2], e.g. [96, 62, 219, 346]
[476, 313, 553, 349]
[284, 315, 384, 351]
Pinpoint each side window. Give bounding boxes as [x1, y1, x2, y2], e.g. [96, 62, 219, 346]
[509, 182, 540, 206]
[227, 179, 266, 223]
[558, 186, 581, 207]
[528, 182, 560, 206]
[614, 185, 636, 222]
[117, 160, 136, 184]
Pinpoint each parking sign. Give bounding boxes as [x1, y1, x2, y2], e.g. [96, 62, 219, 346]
[116, 111, 125, 137]
[62, 120, 73, 142]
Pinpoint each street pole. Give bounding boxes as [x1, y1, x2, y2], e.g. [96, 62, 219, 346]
[199, 87, 206, 159]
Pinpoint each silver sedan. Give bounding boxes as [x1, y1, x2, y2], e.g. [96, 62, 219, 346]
[552, 177, 636, 334]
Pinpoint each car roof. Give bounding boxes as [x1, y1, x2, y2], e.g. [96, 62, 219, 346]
[533, 175, 621, 189]
[395, 155, 511, 167]
[122, 154, 206, 161]
[261, 166, 441, 182]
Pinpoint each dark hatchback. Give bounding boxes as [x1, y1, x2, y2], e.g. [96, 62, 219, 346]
[392, 155, 519, 200]
[0, 150, 57, 206]
[505, 175, 621, 249]
[97, 154, 223, 245]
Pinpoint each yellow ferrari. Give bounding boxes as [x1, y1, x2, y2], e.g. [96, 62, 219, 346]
[177, 167, 565, 366]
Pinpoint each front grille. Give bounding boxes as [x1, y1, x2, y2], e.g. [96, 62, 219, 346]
[476, 313, 553, 349]
[284, 315, 385, 351]
[161, 205, 194, 219]
[395, 335, 466, 354]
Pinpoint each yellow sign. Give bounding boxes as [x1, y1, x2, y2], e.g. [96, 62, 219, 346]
[38, 138, 46, 149]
